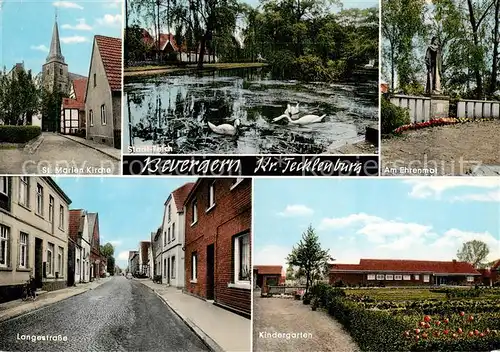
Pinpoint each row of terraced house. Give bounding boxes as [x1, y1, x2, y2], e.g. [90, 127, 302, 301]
[0, 176, 106, 303]
[127, 178, 251, 318]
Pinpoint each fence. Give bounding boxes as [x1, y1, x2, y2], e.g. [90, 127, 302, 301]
[457, 99, 500, 119]
[267, 285, 306, 295]
[390, 95, 431, 123]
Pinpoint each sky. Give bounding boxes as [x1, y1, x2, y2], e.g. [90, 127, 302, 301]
[1, 0, 123, 76]
[254, 178, 500, 270]
[54, 176, 197, 269]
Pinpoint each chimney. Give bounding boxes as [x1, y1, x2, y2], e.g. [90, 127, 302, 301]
[452, 259, 457, 264]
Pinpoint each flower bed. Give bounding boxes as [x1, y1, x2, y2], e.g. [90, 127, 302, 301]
[394, 118, 458, 134]
[310, 285, 500, 351]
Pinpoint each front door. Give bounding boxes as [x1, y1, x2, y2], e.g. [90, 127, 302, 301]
[34, 238, 43, 288]
[167, 258, 170, 284]
[206, 244, 215, 300]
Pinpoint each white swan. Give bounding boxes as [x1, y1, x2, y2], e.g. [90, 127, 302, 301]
[284, 103, 300, 116]
[207, 118, 240, 136]
[273, 114, 326, 125]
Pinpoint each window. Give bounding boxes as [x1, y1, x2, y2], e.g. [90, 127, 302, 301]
[163, 231, 166, 247]
[467, 276, 474, 282]
[163, 258, 167, 278]
[19, 176, 29, 207]
[171, 223, 175, 241]
[403, 275, 411, 280]
[58, 247, 63, 275]
[234, 232, 250, 284]
[93, 73, 96, 87]
[0, 225, 9, 267]
[167, 228, 171, 242]
[0, 176, 8, 196]
[367, 274, 375, 280]
[230, 177, 244, 190]
[191, 252, 197, 281]
[191, 199, 197, 225]
[76, 258, 80, 274]
[19, 232, 28, 268]
[171, 256, 176, 278]
[385, 274, 394, 280]
[100, 104, 106, 125]
[208, 181, 215, 209]
[47, 243, 54, 275]
[89, 110, 94, 126]
[36, 183, 44, 215]
[376, 274, 384, 280]
[59, 205, 64, 229]
[49, 196, 54, 222]
[59, 68, 63, 75]
[168, 205, 171, 223]
[414, 275, 420, 280]
[394, 275, 402, 280]
[423, 275, 430, 283]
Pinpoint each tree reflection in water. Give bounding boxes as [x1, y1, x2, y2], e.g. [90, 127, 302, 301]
[124, 68, 377, 154]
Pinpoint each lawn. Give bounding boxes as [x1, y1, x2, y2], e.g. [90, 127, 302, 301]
[124, 62, 269, 77]
[345, 287, 500, 302]
[345, 288, 446, 301]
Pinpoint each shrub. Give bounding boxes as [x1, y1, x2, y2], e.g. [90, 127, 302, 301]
[292, 55, 328, 81]
[0, 125, 41, 143]
[333, 279, 346, 287]
[303, 292, 312, 305]
[381, 96, 411, 135]
[327, 297, 500, 352]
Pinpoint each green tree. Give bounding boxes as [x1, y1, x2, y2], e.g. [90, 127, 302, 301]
[456, 240, 490, 268]
[382, 0, 427, 91]
[107, 256, 116, 275]
[100, 243, 115, 258]
[286, 225, 330, 294]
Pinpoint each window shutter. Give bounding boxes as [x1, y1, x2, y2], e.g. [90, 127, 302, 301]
[16, 232, 20, 268]
[26, 234, 29, 269]
[7, 228, 11, 268]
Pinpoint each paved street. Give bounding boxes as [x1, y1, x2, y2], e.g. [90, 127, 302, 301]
[0, 133, 120, 175]
[0, 277, 210, 352]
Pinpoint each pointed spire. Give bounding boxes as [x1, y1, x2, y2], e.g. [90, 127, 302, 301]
[46, 13, 65, 63]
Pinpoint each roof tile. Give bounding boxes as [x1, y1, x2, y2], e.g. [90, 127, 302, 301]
[95, 35, 122, 92]
[330, 259, 480, 275]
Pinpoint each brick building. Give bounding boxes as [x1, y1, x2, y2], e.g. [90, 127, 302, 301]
[184, 178, 251, 318]
[478, 260, 500, 286]
[330, 259, 481, 287]
[253, 265, 284, 293]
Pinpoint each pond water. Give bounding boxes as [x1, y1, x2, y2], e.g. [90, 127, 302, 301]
[124, 67, 378, 154]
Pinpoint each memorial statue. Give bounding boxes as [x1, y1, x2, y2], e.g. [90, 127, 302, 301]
[425, 36, 442, 95]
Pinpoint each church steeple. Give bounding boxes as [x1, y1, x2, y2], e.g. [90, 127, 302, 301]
[46, 14, 65, 64]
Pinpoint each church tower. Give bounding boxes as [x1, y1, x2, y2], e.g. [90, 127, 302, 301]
[42, 15, 70, 94]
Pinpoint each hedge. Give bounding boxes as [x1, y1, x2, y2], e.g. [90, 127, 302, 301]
[0, 126, 41, 143]
[310, 286, 500, 351]
[381, 96, 411, 135]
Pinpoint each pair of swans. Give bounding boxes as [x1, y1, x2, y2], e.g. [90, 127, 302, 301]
[206, 102, 325, 136]
[275, 102, 326, 125]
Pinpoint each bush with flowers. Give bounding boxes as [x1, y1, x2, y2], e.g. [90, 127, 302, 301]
[309, 288, 500, 352]
[393, 118, 458, 134]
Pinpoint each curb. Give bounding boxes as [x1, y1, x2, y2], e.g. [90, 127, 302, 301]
[0, 289, 89, 323]
[0, 279, 109, 323]
[140, 282, 224, 352]
[57, 134, 120, 161]
[24, 135, 44, 154]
